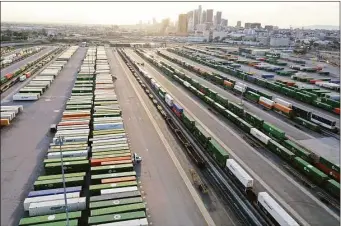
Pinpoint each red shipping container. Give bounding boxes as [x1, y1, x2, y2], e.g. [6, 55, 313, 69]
[333, 108, 340, 115]
[90, 156, 131, 167]
[315, 162, 340, 182]
[172, 107, 182, 118]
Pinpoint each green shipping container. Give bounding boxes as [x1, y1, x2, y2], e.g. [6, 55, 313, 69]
[215, 94, 229, 108]
[293, 157, 329, 185]
[23, 219, 78, 226]
[295, 92, 313, 104]
[37, 172, 85, 181]
[262, 122, 286, 140]
[91, 203, 146, 216]
[43, 157, 87, 164]
[34, 177, 84, 190]
[235, 117, 253, 133]
[91, 164, 134, 174]
[267, 139, 295, 162]
[204, 96, 215, 106]
[245, 91, 260, 102]
[181, 112, 196, 132]
[312, 100, 334, 112]
[256, 90, 272, 100]
[19, 211, 81, 225]
[90, 197, 143, 209]
[193, 124, 211, 148]
[244, 111, 264, 129]
[282, 139, 312, 162]
[213, 102, 226, 114]
[321, 98, 340, 108]
[324, 179, 340, 198]
[224, 109, 239, 124]
[293, 117, 320, 132]
[88, 211, 146, 225]
[207, 139, 229, 167]
[91, 171, 136, 183]
[228, 102, 244, 117]
[207, 89, 218, 100]
[44, 160, 89, 174]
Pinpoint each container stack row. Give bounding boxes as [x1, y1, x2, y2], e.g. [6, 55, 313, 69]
[0, 105, 24, 126]
[17, 48, 90, 226]
[13, 46, 79, 101]
[87, 46, 148, 226]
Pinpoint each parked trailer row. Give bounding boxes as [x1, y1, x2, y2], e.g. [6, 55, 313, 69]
[13, 46, 79, 101]
[0, 105, 24, 126]
[18, 49, 89, 225]
[1, 46, 45, 68]
[156, 50, 340, 182]
[87, 46, 148, 225]
[137, 49, 340, 193]
[167, 48, 340, 116]
[121, 49, 301, 226]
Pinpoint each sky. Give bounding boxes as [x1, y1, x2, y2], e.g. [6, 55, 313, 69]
[1, 1, 339, 28]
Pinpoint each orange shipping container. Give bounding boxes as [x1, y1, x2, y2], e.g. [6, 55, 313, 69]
[258, 100, 273, 109]
[101, 176, 137, 184]
[274, 103, 292, 114]
[285, 82, 295, 86]
[101, 159, 132, 166]
[90, 156, 131, 167]
[62, 112, 90, 118]
[1, 119, 10, 126]
[333, 108, 340, 115]
[58, 121, 89, 126]
[223, 80, 233, 87]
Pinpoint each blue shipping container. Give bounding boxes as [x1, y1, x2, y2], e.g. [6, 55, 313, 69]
[173, 103, 184, 114]
[27, 186, 82, 198]
[261, 74, 275, 79]
[246, 75, 256, 82]
[93, 123, 124, 130]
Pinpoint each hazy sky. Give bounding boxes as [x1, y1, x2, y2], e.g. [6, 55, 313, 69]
[1, 1, 339, 28]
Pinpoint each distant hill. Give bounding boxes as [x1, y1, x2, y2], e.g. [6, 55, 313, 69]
[301, 25, 339, 30]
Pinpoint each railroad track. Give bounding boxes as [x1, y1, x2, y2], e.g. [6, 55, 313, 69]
[119, 49, 269, 226]
[0, 47, 63, 93]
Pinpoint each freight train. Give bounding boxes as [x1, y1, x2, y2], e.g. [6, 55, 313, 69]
[158, 50, 339, 130]
[119, 49, 301, 226]
[134, 49, 340, 195]
[166, 48, 340, 117]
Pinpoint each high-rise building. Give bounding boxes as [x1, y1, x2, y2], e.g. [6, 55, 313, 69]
[244, 22, 251, 29]
[198, 5, 202, 24]
[221, 19, 228, 27]
[206, 9, 213, 23]
[193, 9, 199, 27]
[251, 23, 261, 29]
[187, 10, 194, 22]
[236, 21, 241, 28]
[264, 25, 274, 31]
[201, 10, 207, 23]
[216, 11, 222, 26]
[178, 14, 188, 34]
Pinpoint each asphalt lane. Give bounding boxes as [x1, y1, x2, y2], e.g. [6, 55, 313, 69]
[1, 46, 56, 77]
[165, 49, 340, 124]
[126, 49, 340, 226]
[106, 49, 215, 226]
[153, 50, 314, 141]
[0, 47, 86, 226]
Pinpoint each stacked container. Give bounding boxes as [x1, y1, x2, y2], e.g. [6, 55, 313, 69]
[0, 105, 23, 126]
[17, 48, 89, 226]
[13, 46, 79, 101]
[88, 46, 148, 226]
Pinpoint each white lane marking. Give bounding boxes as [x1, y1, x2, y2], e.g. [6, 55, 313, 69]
[129, 50, 339, 224]
[157, 52, 315, 140]
[113, 50, 217, 226]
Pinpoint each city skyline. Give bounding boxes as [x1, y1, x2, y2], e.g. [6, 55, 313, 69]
[1, 2, 339, 28]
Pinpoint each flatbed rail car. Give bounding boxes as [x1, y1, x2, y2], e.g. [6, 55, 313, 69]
[136, 49, 341, 195]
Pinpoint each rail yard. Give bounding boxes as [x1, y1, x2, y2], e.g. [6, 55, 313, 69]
[1, 44, 340, 226]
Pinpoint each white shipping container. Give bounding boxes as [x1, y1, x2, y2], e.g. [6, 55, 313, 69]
[29, 197, 86, 216]
[226, 159, 253, 189]
[250, 128, 271, 145]
[233, 85, 246, 93]
[1, 105, 23, 114]
[24, 192, 80, 211]
[1, 112, 15, 121]
[165, 94, 174, 107]
[274, 98, 292, 108]
[95, 218, 149, 226]
[183, 81, 191, 87]
[47, 150, 88, 159]
[101, 186, 138, 195]
[258, 192, 299, 226]
[92, 143, 129, 152]
[92, 138, 127, 145]
[13, 93, 40, 101]
[259, 96, 274, 106]
[236, 81, 247, 88]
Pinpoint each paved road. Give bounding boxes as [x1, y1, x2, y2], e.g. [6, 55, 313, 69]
[165, 49, 340, 125]
[126, 48, 340, 226]
[107, 48, 232, 226]
[154, 50, 315, 141]
[0, 47, 86, 226]
[1, 46, 55, 77]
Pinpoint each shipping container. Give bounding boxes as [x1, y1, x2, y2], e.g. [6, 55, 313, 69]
[207, 139, 229, 167]
[19, 211, 81, 225]
[250, 128, 271, 145]
[293, 157, 329, 185]
[262, 122, 285, 140]
[267, 139, 295, 161]
[88, 211, 146, 225]
[244, 111, 264, 129]
[226, 159, 253, 190]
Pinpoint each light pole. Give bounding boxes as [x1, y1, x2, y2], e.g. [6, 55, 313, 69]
[54, 135, 69, 226]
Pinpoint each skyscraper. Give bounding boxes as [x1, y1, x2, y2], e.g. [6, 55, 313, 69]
[198, 5, 202, 24]
[206, 9, 213, 23]
[221, 19, 228, 27]
[201, 10, 207, 23]
[178, 14, 188, 34]
[187, 10, 194, 22]
[236, 21, 241, 28]
[193, 9, 199, 27]
[216, 11, 222, 26]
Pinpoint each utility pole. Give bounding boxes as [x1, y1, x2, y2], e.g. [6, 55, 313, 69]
[54, 135, 69, 226]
